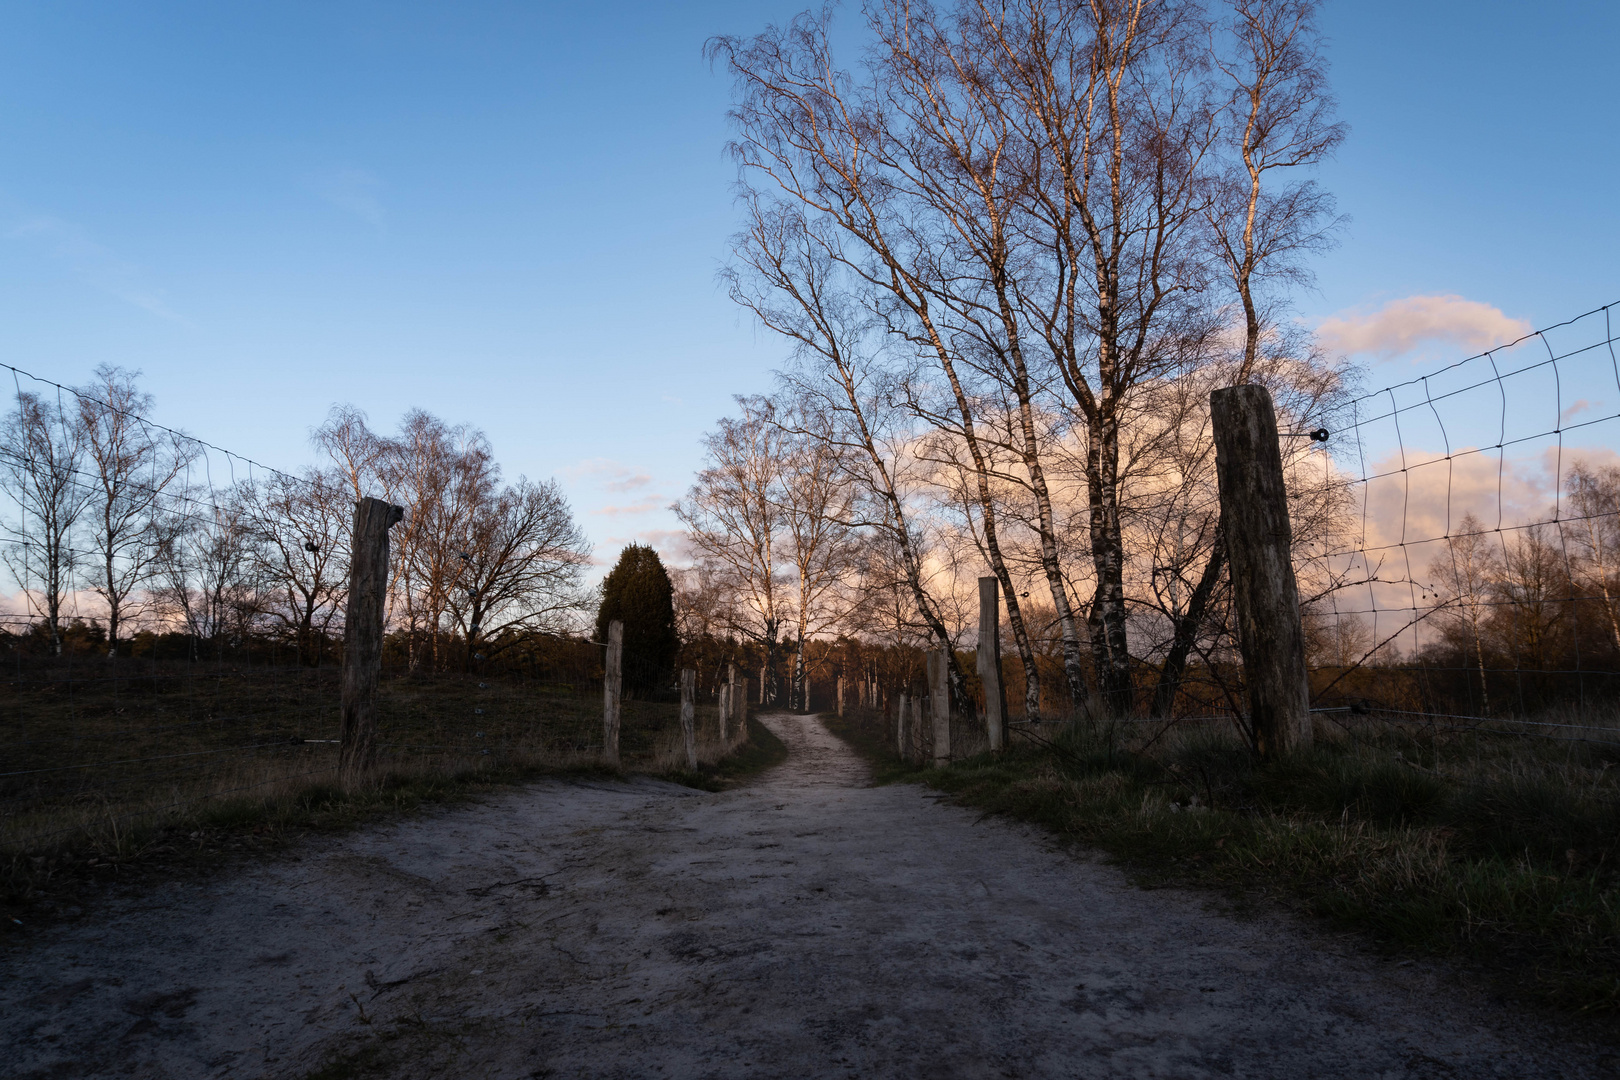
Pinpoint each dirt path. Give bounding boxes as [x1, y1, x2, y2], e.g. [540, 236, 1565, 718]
[3, 712, 1614, 1079]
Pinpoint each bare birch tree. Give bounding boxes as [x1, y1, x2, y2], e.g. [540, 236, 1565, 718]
[1565, 462, 1620, 655]
[154, 492, 259, 656]
[675, 400, 790, 705]
[722, 205, 974, 707]
[76, 365, 194, 655]
[442, 476, 591, 666]
[774, 400, 864, 711]
[238, 467, 351, 665]
[0, 391, 92, 654]
[1427, 514, 1500, 714]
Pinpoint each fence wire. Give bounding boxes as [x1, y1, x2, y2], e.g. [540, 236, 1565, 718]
[1303, 303, 1620, 727]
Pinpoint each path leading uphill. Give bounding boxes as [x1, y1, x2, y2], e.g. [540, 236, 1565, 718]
[3, 713, 1613, 1079]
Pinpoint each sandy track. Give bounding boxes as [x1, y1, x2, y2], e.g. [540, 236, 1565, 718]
[3, 712, 1614, 1079]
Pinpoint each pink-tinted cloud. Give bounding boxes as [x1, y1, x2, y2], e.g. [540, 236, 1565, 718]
[1561, 398, 1598, 425]
[1315, 295, 1530, 359]
[636, 528, 693, 562]
[564, 458, 654, 492]
[591, 498, 666, 518]
[604, 473, 653, 494]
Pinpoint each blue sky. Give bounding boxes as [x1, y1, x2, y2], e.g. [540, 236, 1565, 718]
[0, 1, 1615, 569]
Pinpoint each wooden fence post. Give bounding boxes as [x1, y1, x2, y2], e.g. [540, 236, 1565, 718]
[340, 497, 403, 785]
[837, 675, 845, 716]
[896, 690, 908, 756]
[978, 576, 1006, 752]
[680, 668, 697, 771]
[926, 649, 951, 767]
[603, 619, 624, 767]
[1210, 384, 1312, 759]
[718, 678, 731, 743]
[911, 697, 923, 763]
[730, 666, 745, 741]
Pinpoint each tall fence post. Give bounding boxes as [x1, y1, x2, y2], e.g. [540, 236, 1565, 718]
[603, 619, 624, 768]
[718, 675, 731, 743]
[926, 649, 951, 767]
[680, 668, 697, 771]
[1210, 384, 1312, 758]
[896, 690, 908, 756]
[340, 497, 403, 785]
[837, 675, 845, 716]
[911, 697, 923, 763]
[978, 576, 1006, 752]
[730, 666, 745, 741]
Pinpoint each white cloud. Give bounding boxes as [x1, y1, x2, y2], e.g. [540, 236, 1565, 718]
[1315, 295, 1531, 360]
[307, 167, 386, 230]
[9, 214, 189, 324]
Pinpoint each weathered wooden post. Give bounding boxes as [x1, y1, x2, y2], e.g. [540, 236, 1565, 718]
[680, 668, 698, 771]
[926, 649, 951, 767]
[718, 677, 731, 743]
[730, 666, 746, 741]
[896, 690, 909, 756]
[978, 576, 1006, 752]
[340, 497, 403, 785]
[1211, 384, 1312, 759]
[837, 675, 845, 716]
[911, 697, 924, 762]
[603, 619, 624, 767]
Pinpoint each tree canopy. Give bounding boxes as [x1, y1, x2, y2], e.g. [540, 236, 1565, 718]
[596, 543, 679, 695]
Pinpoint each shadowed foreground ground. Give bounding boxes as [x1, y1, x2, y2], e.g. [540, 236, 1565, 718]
[3, 712, 1615, 1078]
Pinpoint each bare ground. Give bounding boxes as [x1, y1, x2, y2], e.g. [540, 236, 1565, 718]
[3, 712, 1617, 1079]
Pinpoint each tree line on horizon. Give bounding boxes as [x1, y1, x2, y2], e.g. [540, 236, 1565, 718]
[0, 366, 593, 670]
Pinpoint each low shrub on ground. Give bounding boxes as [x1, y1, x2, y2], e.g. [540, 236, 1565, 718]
[828, 707, 1620, 1014]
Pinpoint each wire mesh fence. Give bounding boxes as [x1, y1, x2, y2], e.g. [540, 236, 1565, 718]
[0, 639, 737, 858]
[1305, 303, 1620, 729]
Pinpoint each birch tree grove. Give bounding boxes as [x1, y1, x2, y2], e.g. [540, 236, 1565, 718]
[700, 0, 1350, 723]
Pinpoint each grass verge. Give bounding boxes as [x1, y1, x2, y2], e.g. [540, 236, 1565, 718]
[659, 714, 789, 791]
[3, 717, 768, 940]
[827, 708, 1620, 1015]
